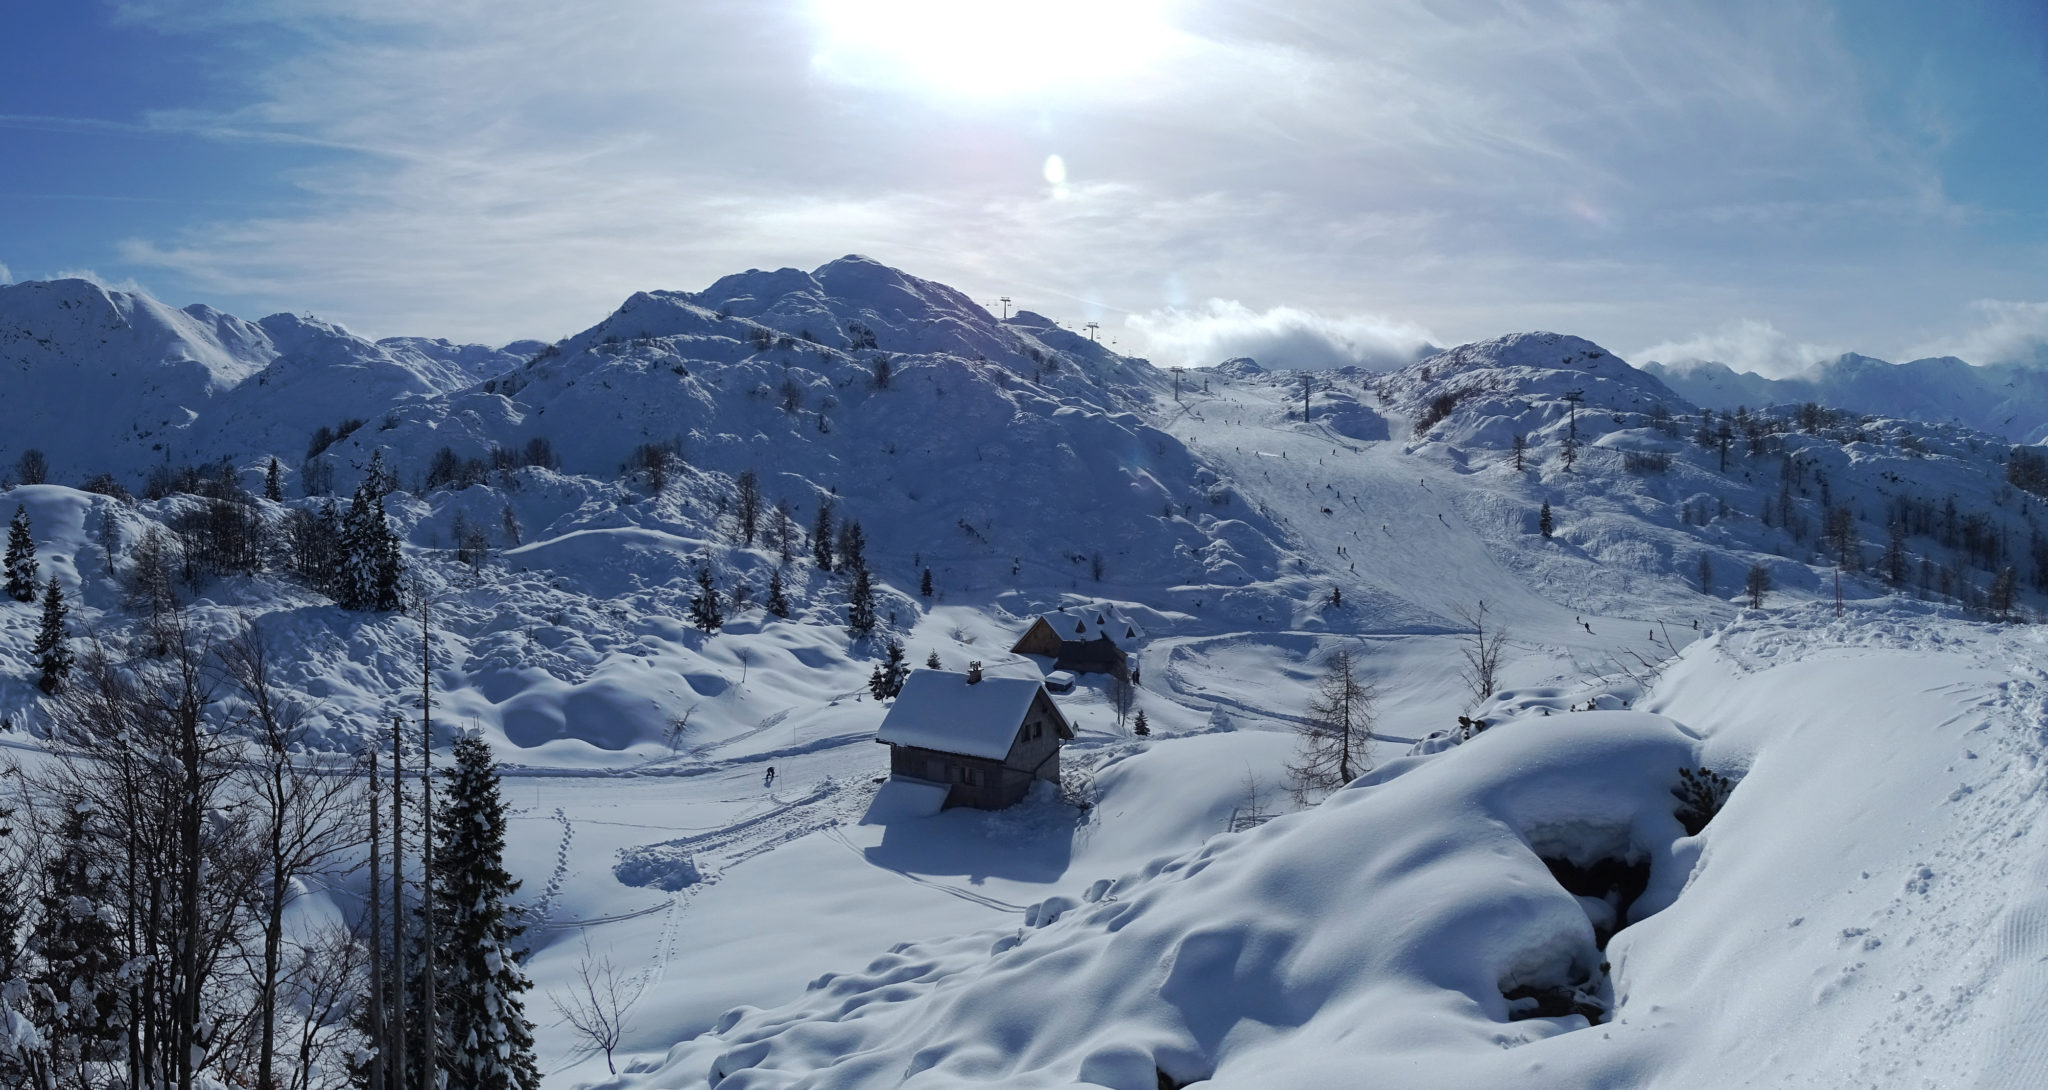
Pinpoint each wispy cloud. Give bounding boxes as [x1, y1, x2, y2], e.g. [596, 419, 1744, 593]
[0, 259, 11, 285]
[77, 0, 2019, 353]
[49, 267, 152, 295]
[1634, 319, 1843, 378]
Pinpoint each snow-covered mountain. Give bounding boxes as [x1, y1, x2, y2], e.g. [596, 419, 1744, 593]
[4, 258, 2047, 1087]
[1643, 352, 2048, 443]
[0, 277, 533, 482]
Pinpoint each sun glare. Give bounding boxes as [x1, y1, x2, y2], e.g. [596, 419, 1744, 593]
[810, 0, 1178, 99]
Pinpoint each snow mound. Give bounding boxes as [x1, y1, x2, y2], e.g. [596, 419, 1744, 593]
[669, 712, 1704, 1088]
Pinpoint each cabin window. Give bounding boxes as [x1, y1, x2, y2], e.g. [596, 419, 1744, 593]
[948, 764, 986, 787]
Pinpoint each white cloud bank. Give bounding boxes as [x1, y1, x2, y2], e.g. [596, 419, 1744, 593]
[1125, 299, 1436, 371]
[1913, 300, 2048, 366]
[1633, 319, 1844, 378]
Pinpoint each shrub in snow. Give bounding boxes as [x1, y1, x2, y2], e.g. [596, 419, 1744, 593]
[1414, 389, 1467, 434]
[1672, 766, 1736, 836]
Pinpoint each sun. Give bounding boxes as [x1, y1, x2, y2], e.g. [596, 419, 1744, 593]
[809, 0, 1179, 100]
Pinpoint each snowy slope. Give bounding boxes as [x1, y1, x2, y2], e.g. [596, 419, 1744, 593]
[0, 278, 530, 482]
[643, 607, 2048, 1090]
[5, 260, 2048, 1087]
[1644, 353, 2048, 444]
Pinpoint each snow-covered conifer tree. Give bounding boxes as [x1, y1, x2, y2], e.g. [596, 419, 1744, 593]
[372, 499, 405, 611]
[765, 569, 791, 619]
[264, 456, 284, 501]
[690, 565, 724, 632]
[338, 479, 404, 610]
[812, 501, 835, 572]
[30, 803, 125, 1081]
[868, 640, 907, 699]
[3, 506, 35, 602]
[847, 564, 876, 637]
[836, 520, 867, 575]
[429, 736, 540, 1090]
[32, 577, 71, 694]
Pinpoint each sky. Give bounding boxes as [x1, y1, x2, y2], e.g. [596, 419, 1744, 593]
[2, 0, 2045, 375]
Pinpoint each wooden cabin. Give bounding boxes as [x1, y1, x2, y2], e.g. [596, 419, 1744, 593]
[1010, 604, 1144, 675]
[875, 667, 1075, 810]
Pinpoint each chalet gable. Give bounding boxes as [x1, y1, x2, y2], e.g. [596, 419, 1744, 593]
[1010, 602, 1145, 657]
[875, 670, 1068, 761]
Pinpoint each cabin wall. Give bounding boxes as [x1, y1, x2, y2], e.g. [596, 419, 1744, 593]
[888, 744, 1021, 809]
[1011, 622, 1065, 659]
[1003, 693, 1065, 785]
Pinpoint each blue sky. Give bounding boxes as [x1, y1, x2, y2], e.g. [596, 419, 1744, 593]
[2, 0, 2045, 374]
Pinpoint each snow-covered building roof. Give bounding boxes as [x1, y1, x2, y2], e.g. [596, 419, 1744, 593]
[1030, 603, 1145, 645]
[875, 670, 1059, 761]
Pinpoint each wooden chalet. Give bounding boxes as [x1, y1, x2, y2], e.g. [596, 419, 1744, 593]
[875, 667, 1075, 810]
[1009, 603, 1144, 675]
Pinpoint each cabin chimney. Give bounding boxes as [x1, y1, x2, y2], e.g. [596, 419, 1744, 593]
[966, 661, 984, 684]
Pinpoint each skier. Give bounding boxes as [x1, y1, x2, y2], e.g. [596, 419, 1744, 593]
[764, 766, 776, 788]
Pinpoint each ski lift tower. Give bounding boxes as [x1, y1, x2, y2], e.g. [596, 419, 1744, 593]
[1562, 388, 1585, 442]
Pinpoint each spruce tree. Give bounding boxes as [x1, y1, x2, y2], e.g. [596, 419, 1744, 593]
[430, 736, 541, 1090]
[372, 496, 405, 611]
[770, 501, 796, 567]
[765, 569, 791, 619]
[363, 448, 395, 499]
[339, 480, 378, 608]
[847, 564, 876, 637]
[264, 456, 284, 501]
[1539, 502, 1554, 539]
[812, 501, 835, 571]
[339, 480, 404, 610]
[689, 565, 724, 632]
[1133, 709, 1150, 736]
[836, 520, 867, 574]
[920, 567, 933, 598]
[3, 506, 35, 602]
[31, 802, 126, 1080]
[925, 649, 942, 670]
[33, 577, 71, 694]
[868, 640, 907, 699]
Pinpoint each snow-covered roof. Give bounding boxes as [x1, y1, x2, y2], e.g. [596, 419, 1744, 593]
[1031, 603, 1145, 645]
[876, 670, 1056, 761]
